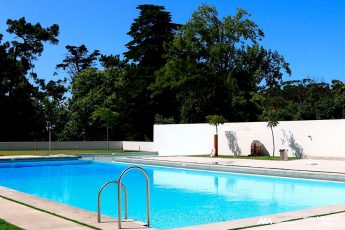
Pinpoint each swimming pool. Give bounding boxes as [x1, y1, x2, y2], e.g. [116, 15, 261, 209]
[1, 159, 345, 229]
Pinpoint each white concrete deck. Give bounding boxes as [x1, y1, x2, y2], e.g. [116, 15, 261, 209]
[175, 204, 345, 230]
[0, 186, 149, 230]
[252, 213, 345, 230]
[0, 154, 77, 160]
[129, 156, 345, 174]
[115, 156, 345, 182]
[0, 197, 89, 230]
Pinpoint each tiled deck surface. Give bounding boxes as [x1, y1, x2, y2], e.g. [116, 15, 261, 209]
[125, 156, 345, 174]
[174, 204, 345, 230]
[0, 154, 77, 160]
[0, 197, 89, 230]
[0, 186, 149, 230]
[252, 213, 345, 230]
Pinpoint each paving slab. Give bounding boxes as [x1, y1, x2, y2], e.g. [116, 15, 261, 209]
[175, 204, 345, 230]
[0, 186, 149, 230]
[127, 156, 345, 174]
[251, 212, 345, 230]
[115, 156, 345, 182]
[0, 154, 79, 161]
[0, 197, 89, 230]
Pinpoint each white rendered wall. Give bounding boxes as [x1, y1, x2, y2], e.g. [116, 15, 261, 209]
[154, 119, 345, 158]
[122, 141, 154, 151]
[154, 123, 214, 156]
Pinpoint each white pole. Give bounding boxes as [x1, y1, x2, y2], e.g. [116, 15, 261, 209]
[49, 127, 51, 154]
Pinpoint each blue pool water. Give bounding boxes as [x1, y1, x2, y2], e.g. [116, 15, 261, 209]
[1, 159, 345, 229]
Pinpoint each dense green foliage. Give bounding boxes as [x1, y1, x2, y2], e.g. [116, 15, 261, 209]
[0, 17, 60, 141]
[206, 115, 226, 135]
[56, 44, 100, 81]
[1, 4, 345, 141]
[153, 5, 290, 123]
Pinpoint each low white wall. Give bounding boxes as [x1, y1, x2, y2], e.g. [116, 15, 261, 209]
[0, 141, 123, 150]
[154, 119, 345, 158]
[122, 141, 154, 151]
[0, 141, 156, 151]
[154, 124, 214, 156]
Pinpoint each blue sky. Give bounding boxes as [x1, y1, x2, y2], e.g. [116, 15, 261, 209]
[1, 0, 345, 83]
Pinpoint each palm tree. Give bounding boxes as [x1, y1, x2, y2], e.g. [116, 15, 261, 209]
[265, 110, 279, 157]
[251, 93, 279, 157]
[206, 115, 226, 157]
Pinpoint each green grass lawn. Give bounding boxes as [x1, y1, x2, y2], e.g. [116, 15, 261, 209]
[0, 149, 140, 156]
[193, 154, 300, 160]
[0, 219, 22, 230]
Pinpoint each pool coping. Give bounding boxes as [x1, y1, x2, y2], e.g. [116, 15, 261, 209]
[0, 186, 150, 230]
[0, 152, 158, 162]
[0, 155, 81, 162]
[75, 152, 158, 157]
[113, 157, 345, 182]
[174, 203, 345, 230]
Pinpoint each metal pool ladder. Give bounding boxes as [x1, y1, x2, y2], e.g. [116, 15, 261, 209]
[97, 181, 128, 222]
[97, 166, 150, 229]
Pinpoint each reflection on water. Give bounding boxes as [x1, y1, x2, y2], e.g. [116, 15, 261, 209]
[153, 168, 345, 208]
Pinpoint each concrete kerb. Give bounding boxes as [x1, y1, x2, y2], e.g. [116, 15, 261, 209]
[174, 204, 345, 230]
[0, 196, 92, 230]
[77, 152, 158, 161]
[0, 155, 80, 161]
[0, 186, 150, 230]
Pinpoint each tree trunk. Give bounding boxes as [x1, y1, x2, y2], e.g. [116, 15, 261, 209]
[214, 134, 218, 157]
[270, 126, 275, 157]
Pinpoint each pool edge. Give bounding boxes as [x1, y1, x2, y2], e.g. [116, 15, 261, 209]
[0, 186, 150, 230]
[113, 157, 345, 182]
[173, 204, 345, 230]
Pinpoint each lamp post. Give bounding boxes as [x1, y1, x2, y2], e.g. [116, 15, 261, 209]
[46, 121, 55, 154]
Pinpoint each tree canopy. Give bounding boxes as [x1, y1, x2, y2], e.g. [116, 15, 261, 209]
[206, 115, 226, 135]
[0, 5, 344, 142]
[153, 5, 290, 123]
[0, 17, 59, 141]
[56, 44, 100, 81]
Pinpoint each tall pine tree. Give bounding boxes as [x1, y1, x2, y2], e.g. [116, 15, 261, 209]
[124, 4, 179, 140]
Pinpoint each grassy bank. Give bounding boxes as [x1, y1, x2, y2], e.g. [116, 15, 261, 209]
[0, 219, 22, 230]
[0, 149, 140, 156]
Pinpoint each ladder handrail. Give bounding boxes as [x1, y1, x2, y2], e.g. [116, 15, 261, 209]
[97, 181, 128, 223]
[117, 166, 150, 229]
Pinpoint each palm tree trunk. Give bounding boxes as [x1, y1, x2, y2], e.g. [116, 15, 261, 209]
[270, 126, 275, 157]
[215, 125, 218, 157]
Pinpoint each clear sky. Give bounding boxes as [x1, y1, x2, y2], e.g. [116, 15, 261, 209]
[1, 0, 345, 83]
